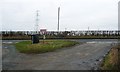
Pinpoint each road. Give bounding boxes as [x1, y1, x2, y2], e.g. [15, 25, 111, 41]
[2, 39, 118, 70]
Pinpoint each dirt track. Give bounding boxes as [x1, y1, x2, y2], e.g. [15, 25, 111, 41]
[2, 39, 118, 70]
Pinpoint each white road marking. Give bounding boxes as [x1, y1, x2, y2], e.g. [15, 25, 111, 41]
[3, 42, 13, 44]
[86, 41, 118, 44]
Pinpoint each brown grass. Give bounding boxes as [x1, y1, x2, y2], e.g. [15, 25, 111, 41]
[15, 40, 79, 54]
[101, 45, 120, 70]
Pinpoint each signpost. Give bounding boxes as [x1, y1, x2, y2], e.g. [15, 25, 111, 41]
[40, 29, 47, 44]
[43, 35, 46, 44]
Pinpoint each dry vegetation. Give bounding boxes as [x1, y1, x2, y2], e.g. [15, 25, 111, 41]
[101, 44, 120, 70]
[15, 40, 79, 54]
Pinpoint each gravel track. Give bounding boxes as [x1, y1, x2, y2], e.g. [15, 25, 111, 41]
[2, 39, 118, 70]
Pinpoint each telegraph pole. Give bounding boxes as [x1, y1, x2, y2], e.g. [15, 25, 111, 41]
[58, 7, 60, 32]
[88, 26, 90, 35]
[88, 26, 89, 31]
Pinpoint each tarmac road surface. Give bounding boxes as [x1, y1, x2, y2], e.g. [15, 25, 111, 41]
[2, 39, 118, 70]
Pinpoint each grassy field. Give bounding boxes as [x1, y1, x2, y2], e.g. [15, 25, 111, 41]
[101, 45, 120, 70]
[15, 40, 79, 54]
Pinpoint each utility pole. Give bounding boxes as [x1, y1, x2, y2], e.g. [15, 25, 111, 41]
[58, 7, 60, 32]
[88, 26, 89, 31]
[88, 26, 90, 35]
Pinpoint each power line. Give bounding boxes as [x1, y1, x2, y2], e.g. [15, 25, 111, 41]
[35, 10, 39, 33]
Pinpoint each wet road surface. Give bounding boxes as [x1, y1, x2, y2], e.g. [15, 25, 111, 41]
[2, 39, 118, 70]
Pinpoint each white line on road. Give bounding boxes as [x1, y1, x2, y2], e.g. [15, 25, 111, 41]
[86, 41, 118, 44]
[3, 42, 13, 44]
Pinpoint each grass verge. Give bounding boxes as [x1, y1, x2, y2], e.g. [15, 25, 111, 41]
[15, 40, 79, 54]
[2, 36, 120, 40]
[101, 45, 120, 70]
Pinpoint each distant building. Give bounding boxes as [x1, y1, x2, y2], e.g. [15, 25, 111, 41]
[40, 29, 47, 35]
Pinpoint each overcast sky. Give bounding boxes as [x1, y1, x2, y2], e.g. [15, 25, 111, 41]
[1, 0, 120, 31]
